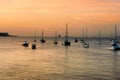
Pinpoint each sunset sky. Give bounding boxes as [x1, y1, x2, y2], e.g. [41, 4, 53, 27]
[0, 0, 120, 37]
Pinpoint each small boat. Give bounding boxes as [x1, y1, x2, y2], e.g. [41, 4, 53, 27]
[22, 41, 29, 47]
[62, 23, 71, 46]
[81, 39, 85, 43]
[96, 41, 101, 44]
[40, 28, 46, 43]
[83, 43, 89, 48]
[31, 44, 36, 49]
[74, 37, 78, 43]
[54, 41, 58, 44]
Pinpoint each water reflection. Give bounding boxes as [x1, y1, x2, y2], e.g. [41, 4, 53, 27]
[113, 51, 118, 80]
[0, 37, 120, 80]
[64, 46, 69, 80]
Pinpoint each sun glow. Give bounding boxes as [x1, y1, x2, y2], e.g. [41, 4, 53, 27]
[0, 0, 120, 37]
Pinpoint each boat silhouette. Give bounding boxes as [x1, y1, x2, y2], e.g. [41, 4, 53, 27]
[22, 40, 29, 47]
[54, 31, 58, 44]
[62, 23, 71, 46]
[40, 28, 46, 43]
[31, 44, 36, 49]
[111, 25, 120, 51]
[73, 37, 78, 43]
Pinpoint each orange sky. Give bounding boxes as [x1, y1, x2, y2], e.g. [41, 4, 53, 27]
[0, 0, 120, 37]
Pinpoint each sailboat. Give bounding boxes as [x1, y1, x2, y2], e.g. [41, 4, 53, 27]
[40, 28, 46, 43]
[34, 30, 37, 42]
[32, 32, 36, 49]
[31, 43, 36, 49]
[54, 31, 58, 44]
[83, 28, 89, 48]
[108, 30, 114, 43]
[22, 40, 29, 47]
[111, 25, 120, 50]
[73, 37, 78, 43]
[96, 29, 101, 44]
[62, 23, 71, 46]
[80, 28, 85, 43]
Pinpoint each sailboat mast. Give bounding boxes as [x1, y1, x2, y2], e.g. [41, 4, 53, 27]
[34, 30, 36, 40]
[65, 23, 68, 41]
[115, 25, 117, 40]
[85, 28, 88, 38]
[82, 28, 84, 39]
[55, 31, 57, 41]
[34, 32, 36, 41]
[110, 30, 113, 39]
[98, 29, 101, 42]
[33, 27, 37, 42]
[42, 28, 44, 39]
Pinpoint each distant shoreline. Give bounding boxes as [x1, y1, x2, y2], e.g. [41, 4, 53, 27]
[0, 32, 18, 37]
[0, 35, 18, 37]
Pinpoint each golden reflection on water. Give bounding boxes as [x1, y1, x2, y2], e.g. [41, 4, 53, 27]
[0, 46, 87, 80]
[0, 37, 120, 80]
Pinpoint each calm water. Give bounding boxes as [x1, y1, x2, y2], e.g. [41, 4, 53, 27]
[0, 37, 120, 80]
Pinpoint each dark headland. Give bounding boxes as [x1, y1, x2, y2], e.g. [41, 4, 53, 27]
[0, 32, 18, 37]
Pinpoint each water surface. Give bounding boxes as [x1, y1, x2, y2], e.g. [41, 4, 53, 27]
[0, 37, 120, 80]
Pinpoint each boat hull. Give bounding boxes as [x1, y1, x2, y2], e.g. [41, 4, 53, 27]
[83, 43, 89, 48]
[22, 43, 29, 47]
[54, 41, 58, 44]
[62, 42, 71, 46]
[81, 39, 85, 43]
[112, 42, 120, 51]
[31, 44, 36, 49]
[40, 39, 46, 43]
[74, 40, 78, 43]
